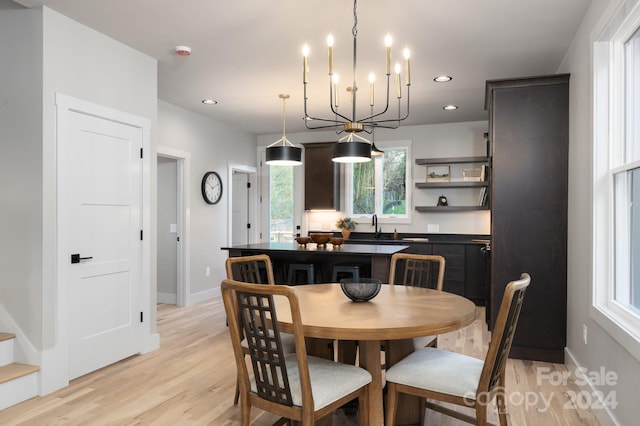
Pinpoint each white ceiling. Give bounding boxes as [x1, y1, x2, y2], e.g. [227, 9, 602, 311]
[13, 0, 591, 135]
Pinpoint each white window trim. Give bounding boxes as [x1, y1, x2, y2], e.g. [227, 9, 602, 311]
[344, 139, 412, 225]
[592, 0, 640, 362]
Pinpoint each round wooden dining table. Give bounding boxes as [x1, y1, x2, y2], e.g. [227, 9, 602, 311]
[273, 283, 477, 426]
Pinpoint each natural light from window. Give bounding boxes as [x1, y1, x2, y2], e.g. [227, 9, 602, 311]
[346, 142, 411, 222]
[593, 7, 640, 360]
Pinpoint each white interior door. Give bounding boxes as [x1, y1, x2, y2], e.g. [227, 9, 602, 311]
[66, 110, 142, 379]
[232, 172, 249, 245]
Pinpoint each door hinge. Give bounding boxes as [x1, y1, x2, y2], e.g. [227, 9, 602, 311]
[140, 312, 143, 322]
[140, 230, 143, 240]
[247, 182, 251, 189]
[140, 148, 143, 159]
[177, 236, 180, 242]
[247, 223, 251, 229]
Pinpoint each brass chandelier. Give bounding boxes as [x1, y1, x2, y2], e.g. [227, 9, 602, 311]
[302, 0, 411, 163]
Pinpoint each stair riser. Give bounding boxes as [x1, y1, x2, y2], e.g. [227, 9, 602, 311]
[0, 371, 38, 410]
[0, 339, 14, 367]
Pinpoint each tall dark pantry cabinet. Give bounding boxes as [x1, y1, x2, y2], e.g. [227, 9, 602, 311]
[485, 74, 569, 363]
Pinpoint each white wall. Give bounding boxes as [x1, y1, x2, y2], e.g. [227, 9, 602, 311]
[258, 121, 491, 235]
[0, 4, 44, 348]
[157, 100, 256, 299]
[560, 0, 640, 424]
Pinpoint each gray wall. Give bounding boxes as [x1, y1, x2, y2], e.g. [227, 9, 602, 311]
[157, 100, 256, 299]
[0, 3, 44, 348]
[561, 0, 640, 424]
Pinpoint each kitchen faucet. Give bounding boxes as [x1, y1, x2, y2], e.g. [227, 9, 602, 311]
[371, 214, 381, 238]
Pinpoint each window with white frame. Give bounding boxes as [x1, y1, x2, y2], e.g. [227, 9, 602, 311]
[593, 4, 640, 359]
[344, 141, 411, 222]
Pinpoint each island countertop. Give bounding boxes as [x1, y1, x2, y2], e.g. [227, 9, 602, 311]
[221, 242, 409, 283]
[221, 242, 409, 256]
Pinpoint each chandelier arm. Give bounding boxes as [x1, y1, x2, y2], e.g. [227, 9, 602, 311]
[327, 76, 353, 122]
[303, 80, 351, 125]
[360, 74, 392, 122]
[370, 88, 410, 125]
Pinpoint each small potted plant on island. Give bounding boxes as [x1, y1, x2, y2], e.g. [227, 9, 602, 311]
[336, 217, 356, 239]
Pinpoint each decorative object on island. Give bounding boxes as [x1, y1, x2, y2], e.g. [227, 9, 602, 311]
[310, 232, 332, 246]
[301, 0, 411, 163]
[265, 94, 302, 166]
[336, 217, 356, 239]
[426, 165, 450, 182]
[437, 195, 448, 206]
[330, 237, 344, 247]
[295, 236, 311, 246]
[340, 278, 382, 302]
[201, 171, 223, 204]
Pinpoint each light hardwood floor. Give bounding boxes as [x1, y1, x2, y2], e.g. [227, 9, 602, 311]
[0, 299, 600, 425]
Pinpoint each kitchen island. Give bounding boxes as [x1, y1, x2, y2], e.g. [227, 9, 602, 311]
[221, 242, 409, 283]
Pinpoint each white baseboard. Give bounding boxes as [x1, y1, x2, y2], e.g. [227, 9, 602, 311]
[564, 348, 619, 426]
[157, 292, 177, 304]
[187, 287, 219, 305]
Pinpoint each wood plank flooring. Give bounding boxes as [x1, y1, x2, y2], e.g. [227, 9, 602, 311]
[0, 299, 600, 425]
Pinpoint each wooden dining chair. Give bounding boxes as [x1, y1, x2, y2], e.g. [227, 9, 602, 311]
[384, 273, 531, 426]
[388, 253, 446, 350]
[225, 254, 295, 405]
[221, 279, 371, 426]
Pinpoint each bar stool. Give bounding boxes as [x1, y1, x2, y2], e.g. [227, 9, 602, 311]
[331, 264, 361, 282]
[287, 263, 321, 285]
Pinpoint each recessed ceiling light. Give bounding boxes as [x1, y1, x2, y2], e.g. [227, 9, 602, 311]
[201, 99, 218, 105]
[434, 75, 452, 83]
[443, 105, 458, 111]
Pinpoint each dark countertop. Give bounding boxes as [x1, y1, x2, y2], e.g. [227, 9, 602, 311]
[334, 233, 491, 246]
[221, 242, 409, 256]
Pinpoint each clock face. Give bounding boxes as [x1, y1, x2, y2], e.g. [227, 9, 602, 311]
[201, 171, 223, 204]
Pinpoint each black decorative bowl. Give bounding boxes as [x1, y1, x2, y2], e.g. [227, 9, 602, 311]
[340, 278, 382, 302]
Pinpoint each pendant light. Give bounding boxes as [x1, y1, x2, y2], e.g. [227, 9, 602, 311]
[265, 94, 302, 166]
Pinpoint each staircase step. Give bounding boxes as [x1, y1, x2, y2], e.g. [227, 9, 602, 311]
[0, 363, 40, 384]
[0, 334, 16, 367]
[0, 363, 40, 410]
[0, 333, 16, 342]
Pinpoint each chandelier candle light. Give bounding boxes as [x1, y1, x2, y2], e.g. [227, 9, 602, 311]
[265, 94, 303, 166]
[302, 0, 411, 163]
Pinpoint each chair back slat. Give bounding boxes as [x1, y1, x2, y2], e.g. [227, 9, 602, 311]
[236, 290, 293, 405]
[388, 253, 445, 290]
[480, 273, 530, 393]
[226, 254, 275, 285]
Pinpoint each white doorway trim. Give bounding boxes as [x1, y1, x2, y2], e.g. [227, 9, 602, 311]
[227, 163, 257, 245]
[157, 146, 191, 307]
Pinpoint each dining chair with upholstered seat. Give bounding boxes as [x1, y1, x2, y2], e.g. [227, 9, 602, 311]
[222, 279, 371, 426]
[388, 253, 446, 350]
[384, 273, 531, 426]
[225, 254, 296, 405]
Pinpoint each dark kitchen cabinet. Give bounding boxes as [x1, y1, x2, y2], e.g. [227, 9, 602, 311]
[432, 244, 465, 296]
[302, 142, 340, 210]
[485, 74, 569, 363]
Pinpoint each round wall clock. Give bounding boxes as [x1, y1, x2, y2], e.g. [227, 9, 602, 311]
[201, 171, 223, 204]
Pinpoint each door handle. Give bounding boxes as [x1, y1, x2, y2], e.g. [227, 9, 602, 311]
[71, 254, 93, 264]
